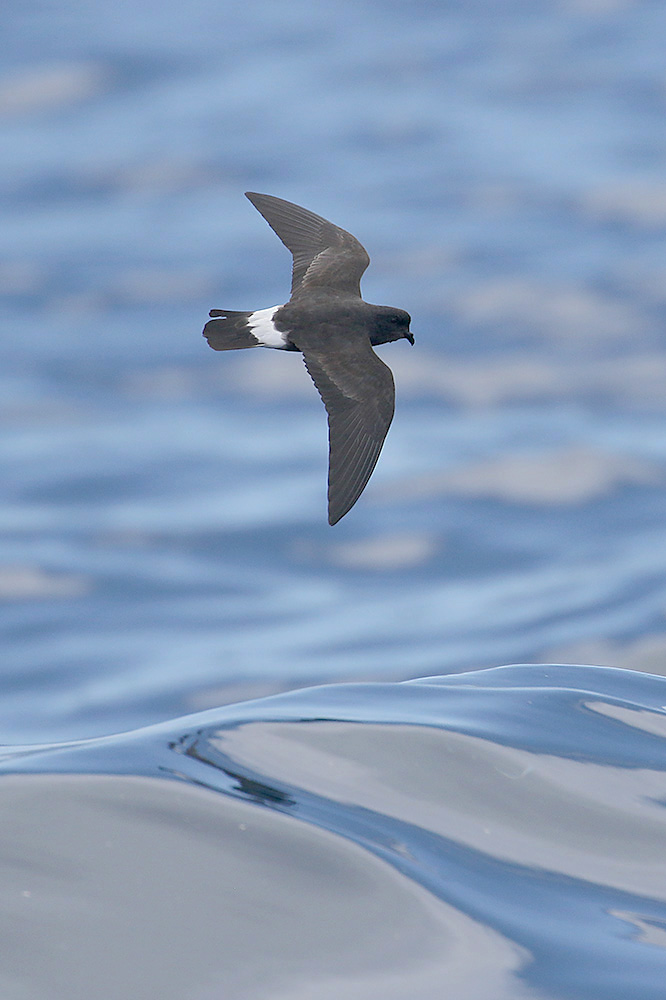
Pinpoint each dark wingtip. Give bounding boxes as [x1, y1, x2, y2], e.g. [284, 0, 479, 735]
[328, 498, 354, 525]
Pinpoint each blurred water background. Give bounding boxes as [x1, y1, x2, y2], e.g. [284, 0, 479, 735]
[3, 0, 666, 741]
[4, 2, 666, 997]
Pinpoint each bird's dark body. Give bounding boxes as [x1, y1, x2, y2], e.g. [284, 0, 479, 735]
[206, 297, 409, 352]
[276, 297, 410, 349]
[203, 192, 412, 524]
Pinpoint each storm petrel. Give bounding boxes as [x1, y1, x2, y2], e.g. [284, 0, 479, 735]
[203, 192, 413, 525]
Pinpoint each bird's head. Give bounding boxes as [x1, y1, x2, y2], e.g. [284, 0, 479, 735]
[374, 306, 414, 346]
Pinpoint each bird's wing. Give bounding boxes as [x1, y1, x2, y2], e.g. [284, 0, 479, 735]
[245, 192, 370, 299]
[298, 336, 395, 524]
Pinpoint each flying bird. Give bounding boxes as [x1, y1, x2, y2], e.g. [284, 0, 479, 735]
[203, 192, 413, 525]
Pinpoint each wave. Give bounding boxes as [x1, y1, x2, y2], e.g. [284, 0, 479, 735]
[1, 663, 665, 999]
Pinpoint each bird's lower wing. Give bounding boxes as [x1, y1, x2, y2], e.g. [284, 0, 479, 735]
[300, 339, 395, 524]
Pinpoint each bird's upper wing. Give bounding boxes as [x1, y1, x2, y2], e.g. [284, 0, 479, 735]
[245, 192, 370, 299]
[296, 335, 395, 524]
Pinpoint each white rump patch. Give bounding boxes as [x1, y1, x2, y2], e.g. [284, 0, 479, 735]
[247, 305, 289, 349]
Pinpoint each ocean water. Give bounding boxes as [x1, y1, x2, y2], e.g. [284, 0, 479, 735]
[2, 664, 666, 999]
[2, 1, 666, 996]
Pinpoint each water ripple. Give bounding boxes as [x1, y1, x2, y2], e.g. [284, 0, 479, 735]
[2, 664, 665, 999]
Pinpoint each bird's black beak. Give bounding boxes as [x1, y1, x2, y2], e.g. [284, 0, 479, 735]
[405, 332, 414, 345]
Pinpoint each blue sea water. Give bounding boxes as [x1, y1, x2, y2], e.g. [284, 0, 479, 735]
[2, 1, 666, 996]
[2, 664, 666, 999]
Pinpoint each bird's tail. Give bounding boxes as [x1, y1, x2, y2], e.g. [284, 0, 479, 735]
[203, 310, 259, 351]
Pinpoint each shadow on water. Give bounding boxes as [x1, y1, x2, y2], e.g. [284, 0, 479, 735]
[1, 663, 665, 1000]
